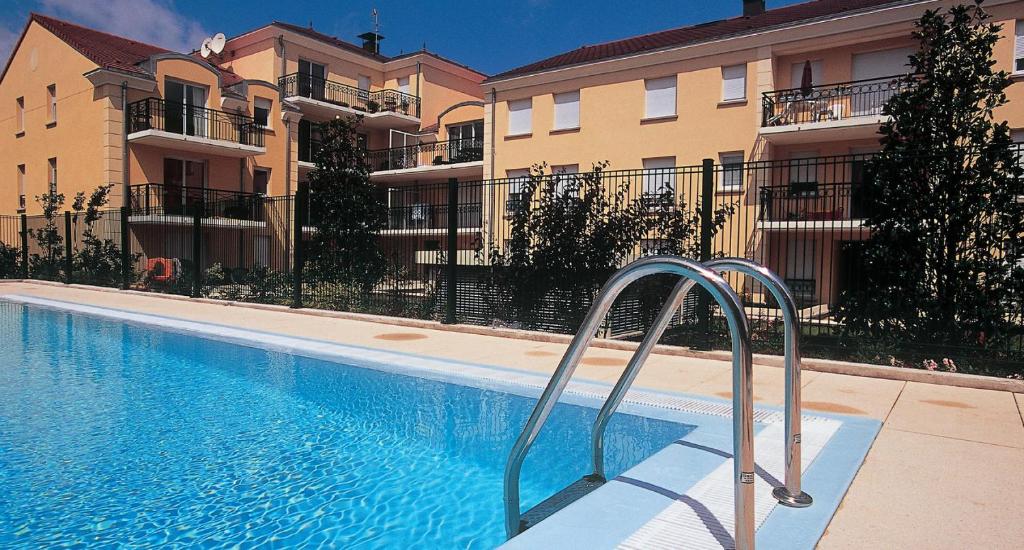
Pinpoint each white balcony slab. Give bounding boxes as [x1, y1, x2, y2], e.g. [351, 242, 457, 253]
[127, 129, 265, 158]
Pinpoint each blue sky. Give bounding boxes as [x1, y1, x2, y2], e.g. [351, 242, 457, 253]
[1, 0, 810, 76]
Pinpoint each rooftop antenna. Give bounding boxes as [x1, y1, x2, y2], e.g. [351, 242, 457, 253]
[199, 32, 226, 58]
[372, 8, 379, 37]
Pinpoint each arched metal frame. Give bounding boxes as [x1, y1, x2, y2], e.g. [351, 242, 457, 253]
[503, 256, 756, 550]
[591, 257, 812, 508]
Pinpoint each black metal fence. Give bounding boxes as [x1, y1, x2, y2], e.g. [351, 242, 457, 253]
[278, 73, 422, 118]
[127, 98, 265, 147]
[2, 150, 1021, 372]
[762, 75, 912, 127]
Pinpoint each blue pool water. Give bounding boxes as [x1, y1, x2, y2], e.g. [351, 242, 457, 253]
[0, 302, 695, 548]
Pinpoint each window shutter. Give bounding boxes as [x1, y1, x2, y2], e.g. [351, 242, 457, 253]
[722, 65, 746, 101]
[644, 76, 677, 118]
[507, 98, 532, 135]
[553, 90, 580, 130]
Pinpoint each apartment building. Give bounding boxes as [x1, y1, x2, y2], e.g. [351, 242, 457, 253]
[0, 13, 485, 270]
[482, 0, 1024, 310]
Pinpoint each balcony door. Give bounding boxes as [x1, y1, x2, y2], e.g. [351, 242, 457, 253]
[163, 157, 206, 215]
[851, 48, 913, 116]
[165, 80, 207, 137]
[298, 59, 326, 100]
[447, 121, 484, 163]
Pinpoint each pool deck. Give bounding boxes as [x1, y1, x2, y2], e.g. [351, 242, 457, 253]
[3, 281, 1023, 549]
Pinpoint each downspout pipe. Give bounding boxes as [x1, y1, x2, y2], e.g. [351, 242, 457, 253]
[122, 81, 130, 209]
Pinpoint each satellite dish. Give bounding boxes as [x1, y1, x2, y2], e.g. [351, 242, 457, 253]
[210, 33, 226, 55]
[200, 37, 212, 58]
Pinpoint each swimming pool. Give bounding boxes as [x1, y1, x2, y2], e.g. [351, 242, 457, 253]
[0, 300, 695, 548]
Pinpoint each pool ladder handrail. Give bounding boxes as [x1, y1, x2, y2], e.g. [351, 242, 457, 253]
[592, 257, 812, 508]
[503, 256, 757, 549]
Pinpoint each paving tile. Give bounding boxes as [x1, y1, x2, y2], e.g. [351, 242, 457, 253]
[818, 428, 1024, 550]
[685, 362, 820, 406]
[800, 372, 905, 420]
[885, 382, 1024, 448]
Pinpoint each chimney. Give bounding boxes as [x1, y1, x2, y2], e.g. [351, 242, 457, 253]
[743, 0, 765, 17]
[358, 32, 384, 54]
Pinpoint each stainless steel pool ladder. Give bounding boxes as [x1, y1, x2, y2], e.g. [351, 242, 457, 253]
[593, 257, 812, 509]
[502, 257, 811, 550]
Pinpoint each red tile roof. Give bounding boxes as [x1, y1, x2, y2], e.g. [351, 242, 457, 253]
[487, 0, 911, 81]
[30, 13, 169, 76]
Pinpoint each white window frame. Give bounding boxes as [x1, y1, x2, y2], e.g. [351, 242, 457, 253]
[1015, 20, 1024, 74]
[721, 64, 747, 102]
[719, 152, 745, 192]
[16, 96, 24, 133]
[17, 164, 26, 212]
[397, 76, 410, 95]
[46, 84, 56, 124]
[644, 76, 677, 119]
[47, 158, 57, 195]
[641, 157, 676, 197]
[552, 90, 580, 131]
[507, 98, 533, 136]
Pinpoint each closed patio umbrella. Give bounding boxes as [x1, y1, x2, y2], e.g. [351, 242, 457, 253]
[800, 60, 814, 97]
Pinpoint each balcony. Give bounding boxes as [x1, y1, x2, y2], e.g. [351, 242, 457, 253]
[367, 139, 484, 183]
[759, 75, 912, 144]
[757, 182, 871, 231]
[279, 73, 420, 128]
[385, 202, 483, 235]
[127, 98, 265, 157]
[128, 183, 266, 226]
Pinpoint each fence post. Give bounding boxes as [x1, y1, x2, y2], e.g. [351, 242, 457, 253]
[696, 158, 716, 349]
[191, 210, 202, 298]
[20, 214, 28, 279]
[120, 206, 131, 290]
[64, 211, 73, 285]
[445, 177, 458, 324]
[292, 182, 308, 309]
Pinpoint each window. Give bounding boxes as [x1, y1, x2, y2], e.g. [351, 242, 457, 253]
[722, 65, 746, 102]
[17, 165, 26, 212]
[507, 98, 532, 136]
[47, 158, 57, 194]
[720, 152, 745, 191]
[506, 168, 531, 216]
[553, 90, 580, 130]
[551, 164, 578, 195]
[253, 97, 272, 127]
[358, 74, 371, 102]
[1015, 21, 1024, 73]
[253, 168, 269, 195]
[46, 84, 56, 124]
[644, 76, 676, 119]
[16, 97, 24, 133]
[641, 157, 676, 207]
[447, 121, 484, 162]
[165, 80, 208, 137]
[398, 76, 410, 95]
[298, 59, 326, 99]
[789, 151, 819, 196]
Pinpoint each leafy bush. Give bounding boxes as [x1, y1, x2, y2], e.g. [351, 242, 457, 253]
[70, 185, 141, 287]
[28, 191, 65, 281]
[0, 242, 20, 278]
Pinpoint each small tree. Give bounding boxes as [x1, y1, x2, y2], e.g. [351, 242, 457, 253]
[0, 242, 18, 278]
[487, 163, 733, 332]
[304, 116, 388, 292]
[71, 184, 139, 286]
[837, 1, 1024, 348]
[28, 191, 65, 280]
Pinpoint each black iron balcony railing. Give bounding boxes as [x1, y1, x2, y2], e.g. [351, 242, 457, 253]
[278, 73, 421, 118]
[758, 182, 871, 223]
[386, 202, 483, 231]
[366, 138, 483, 173]
[128, 183, 265, 222]
[127, 98, 265, 147]
[761, 75, 912, 127]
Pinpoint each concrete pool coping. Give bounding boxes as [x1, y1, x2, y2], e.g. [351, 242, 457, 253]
[4, 279, 1022, 394]
[2, 281, 1023, 548]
